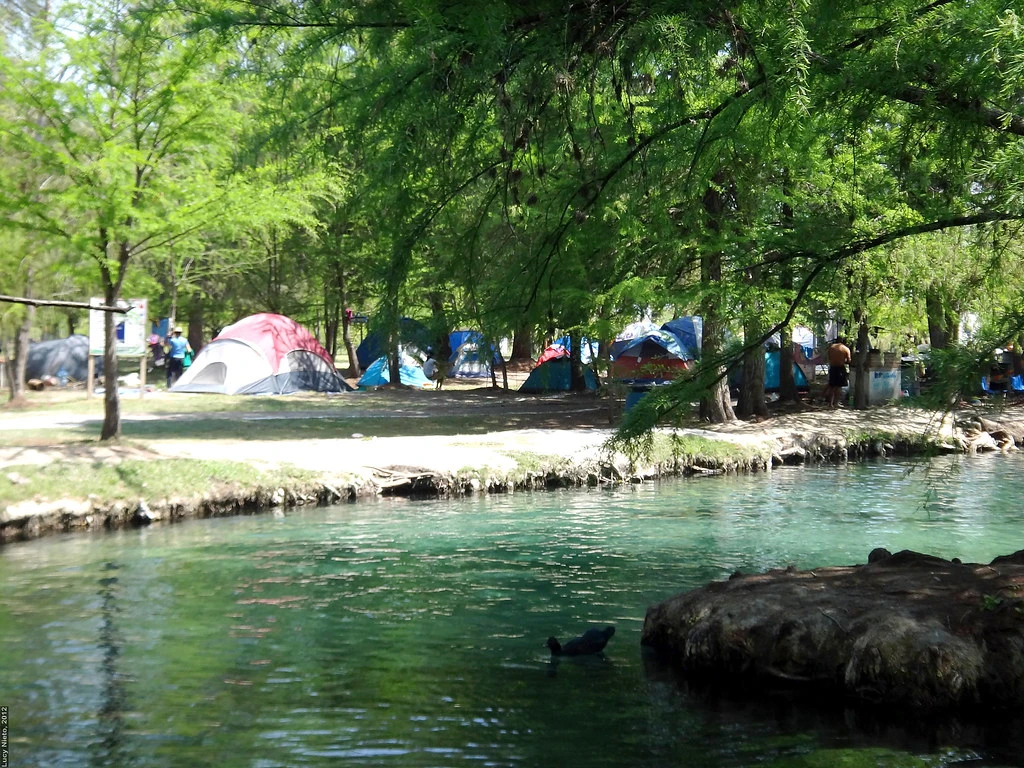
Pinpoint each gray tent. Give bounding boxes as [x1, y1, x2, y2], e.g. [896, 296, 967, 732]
[26, 335, 101, 382]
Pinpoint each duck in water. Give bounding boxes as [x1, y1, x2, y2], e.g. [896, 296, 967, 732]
[546, 625, 615, 656]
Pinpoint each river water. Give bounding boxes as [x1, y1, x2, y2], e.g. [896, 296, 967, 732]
[2, 454, 1024, 767]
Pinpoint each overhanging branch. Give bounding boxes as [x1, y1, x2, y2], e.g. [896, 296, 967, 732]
[0, 295, 129, 313]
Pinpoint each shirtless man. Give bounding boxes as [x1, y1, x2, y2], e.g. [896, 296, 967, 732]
[823, 337, 852, 408]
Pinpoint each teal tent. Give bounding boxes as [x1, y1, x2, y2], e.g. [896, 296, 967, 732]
[765, 349, 809, 391]
[520, 358, 598, 393]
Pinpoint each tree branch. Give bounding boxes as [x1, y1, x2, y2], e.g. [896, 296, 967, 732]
[0, 295, 129, 313]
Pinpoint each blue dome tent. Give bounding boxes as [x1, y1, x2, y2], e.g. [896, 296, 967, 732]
[357, 352, 431, 388]
[660, 317, 702, 360]
[355, 318, 432, 371]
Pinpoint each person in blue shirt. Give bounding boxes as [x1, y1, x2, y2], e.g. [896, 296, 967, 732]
[165, 327, 192, 387]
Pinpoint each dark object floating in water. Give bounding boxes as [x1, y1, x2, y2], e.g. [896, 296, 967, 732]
[547, 625, 615, 656]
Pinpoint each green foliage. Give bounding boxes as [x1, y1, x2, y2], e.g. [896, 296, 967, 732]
[5, 0, 1024, 432]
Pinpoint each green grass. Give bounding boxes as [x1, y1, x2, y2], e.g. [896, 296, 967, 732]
[0, 459, 321, 507]
[607, 430, 771, 468]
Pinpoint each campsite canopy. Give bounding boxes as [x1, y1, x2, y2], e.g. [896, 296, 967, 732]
[358, 353, 431, 388]
[26, 334, 101, 381]
[171, 313, 350, 395]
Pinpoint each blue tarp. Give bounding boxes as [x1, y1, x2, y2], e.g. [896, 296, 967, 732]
[660, 317, 702, 360]
[357, 355, 431, 388]
[520, 358, 598, 393]
[731, 350, 810, 392]
[981, 374, 1024, 393]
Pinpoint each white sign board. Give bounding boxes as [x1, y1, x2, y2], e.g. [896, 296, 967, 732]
[89, 298, 148, 357]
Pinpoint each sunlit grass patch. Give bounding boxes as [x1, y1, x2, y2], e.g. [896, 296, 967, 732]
[0, 459, 319, 507]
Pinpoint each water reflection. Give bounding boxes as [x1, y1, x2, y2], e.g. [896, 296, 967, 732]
[641, 650, 1024, 767]
[89, 562, 130, 768]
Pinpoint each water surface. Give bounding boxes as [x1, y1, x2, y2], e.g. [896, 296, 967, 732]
[2, 454, 1023, 767]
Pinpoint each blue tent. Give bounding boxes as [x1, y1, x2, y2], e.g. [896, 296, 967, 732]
[610, 330, 692, 384]
[551, 337, 598, 365]
[520, 358, 598, 393]
[356, 318, 431, 370]
[358, 354, 431, 388]
[447, 330, 482, 361]
[660, 317, 702, 360]
[449, 341, 495, 378]
[765, 349, 809, 391]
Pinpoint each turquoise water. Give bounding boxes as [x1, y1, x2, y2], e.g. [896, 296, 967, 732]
[2, 454, 1024, 767]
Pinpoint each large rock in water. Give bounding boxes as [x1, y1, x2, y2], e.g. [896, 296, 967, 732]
[641, 550, 1024, 710]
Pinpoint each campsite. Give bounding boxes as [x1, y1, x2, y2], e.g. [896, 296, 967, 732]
[3, 3, 1024, 766]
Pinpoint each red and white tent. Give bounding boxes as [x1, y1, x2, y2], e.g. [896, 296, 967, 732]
[171, 313, 350, 395]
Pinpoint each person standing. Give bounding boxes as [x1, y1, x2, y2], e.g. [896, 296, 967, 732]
[823, 337, 852, 408]
[165, 326, 192, 388]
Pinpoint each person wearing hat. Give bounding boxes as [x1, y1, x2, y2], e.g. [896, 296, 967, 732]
[165, 326, 193, 387]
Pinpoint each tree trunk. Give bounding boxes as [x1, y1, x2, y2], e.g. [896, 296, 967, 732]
[737, 265, 768, 418]
[569, 333, 586, 390]
[698, 176, 735, 423]
[852, 308, 871, 411]
[778, 169, 798, 402]
[511, 323, 533, 362]
[100, 282, 121, 440]
[336, 266, 359, 378]
[779, 325, 797, 402]
[738, 340, 768, 417]
[187, 301, 204, 353]
[926, 287, 959, 349]
[324, 285, 338, 358]
[8, 304, 34, 404]
[385, 239, 412, 387]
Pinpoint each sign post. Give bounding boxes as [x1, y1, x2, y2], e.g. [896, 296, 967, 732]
[88, 298, 148, 399]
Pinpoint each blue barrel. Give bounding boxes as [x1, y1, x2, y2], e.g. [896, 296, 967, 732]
[624, 388, 648, 413]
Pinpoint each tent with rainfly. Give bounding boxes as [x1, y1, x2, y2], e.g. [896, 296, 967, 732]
[610, 329, 694, 383]
[171, 313, 351, 395]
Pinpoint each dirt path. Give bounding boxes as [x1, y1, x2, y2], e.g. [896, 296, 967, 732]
[2, 391, 1018, 479]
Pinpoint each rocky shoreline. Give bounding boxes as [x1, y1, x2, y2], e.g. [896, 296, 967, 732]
[1, 404, 1022, 545]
